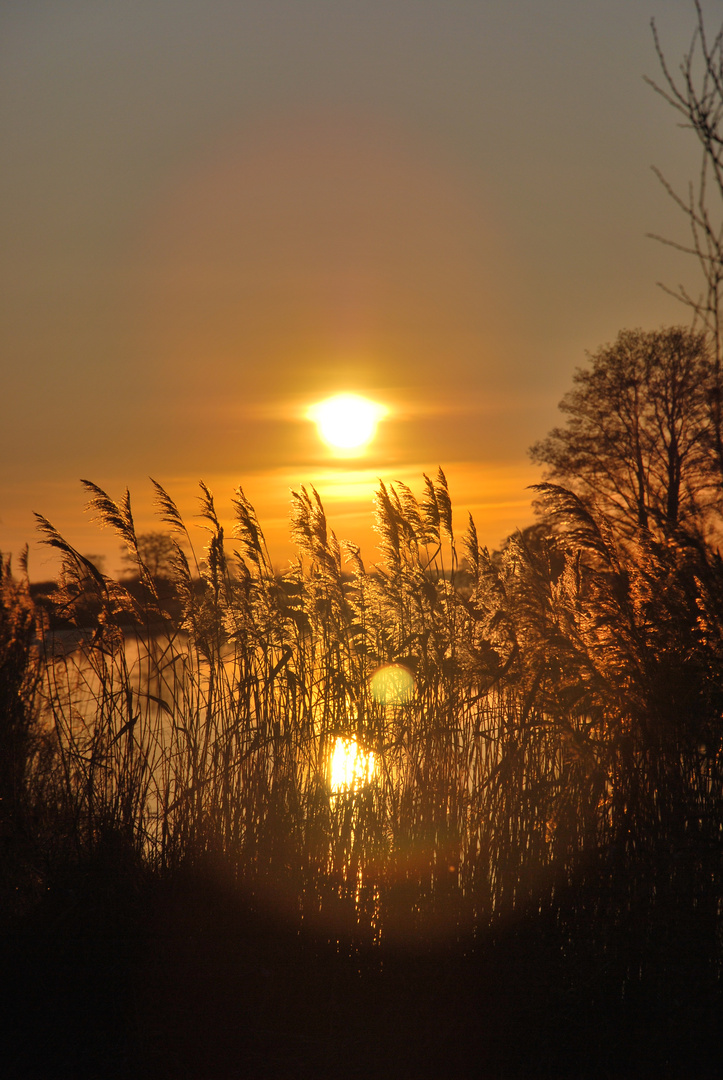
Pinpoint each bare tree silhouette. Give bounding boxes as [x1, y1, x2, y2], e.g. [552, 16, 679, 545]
[648, 1, 723, 482]
[530, 327, 721, 538]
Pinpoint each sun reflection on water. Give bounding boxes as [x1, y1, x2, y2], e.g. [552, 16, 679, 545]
[329, 736, 376, 795]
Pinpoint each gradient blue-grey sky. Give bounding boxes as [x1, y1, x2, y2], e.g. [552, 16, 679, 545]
[0, 0, 716, 576]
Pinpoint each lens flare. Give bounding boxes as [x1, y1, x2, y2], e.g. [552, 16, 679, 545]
[370, 664, 415, 705]
[308, 394, 387, 453]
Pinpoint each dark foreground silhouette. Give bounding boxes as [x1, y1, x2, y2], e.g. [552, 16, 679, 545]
[3, 853, 721, 1080]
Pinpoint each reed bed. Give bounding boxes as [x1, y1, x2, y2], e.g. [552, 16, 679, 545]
[5, 471, 723, 968]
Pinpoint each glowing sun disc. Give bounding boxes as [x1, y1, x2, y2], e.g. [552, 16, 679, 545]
[309, 393, 387, 452]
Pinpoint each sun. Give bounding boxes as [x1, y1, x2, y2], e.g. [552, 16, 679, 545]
[308, 393, 387, 454]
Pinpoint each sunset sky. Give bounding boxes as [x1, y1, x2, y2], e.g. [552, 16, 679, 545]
[0, 0, 717, 578]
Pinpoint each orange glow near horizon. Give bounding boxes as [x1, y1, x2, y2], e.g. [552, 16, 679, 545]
[18, 459, 539, 582]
